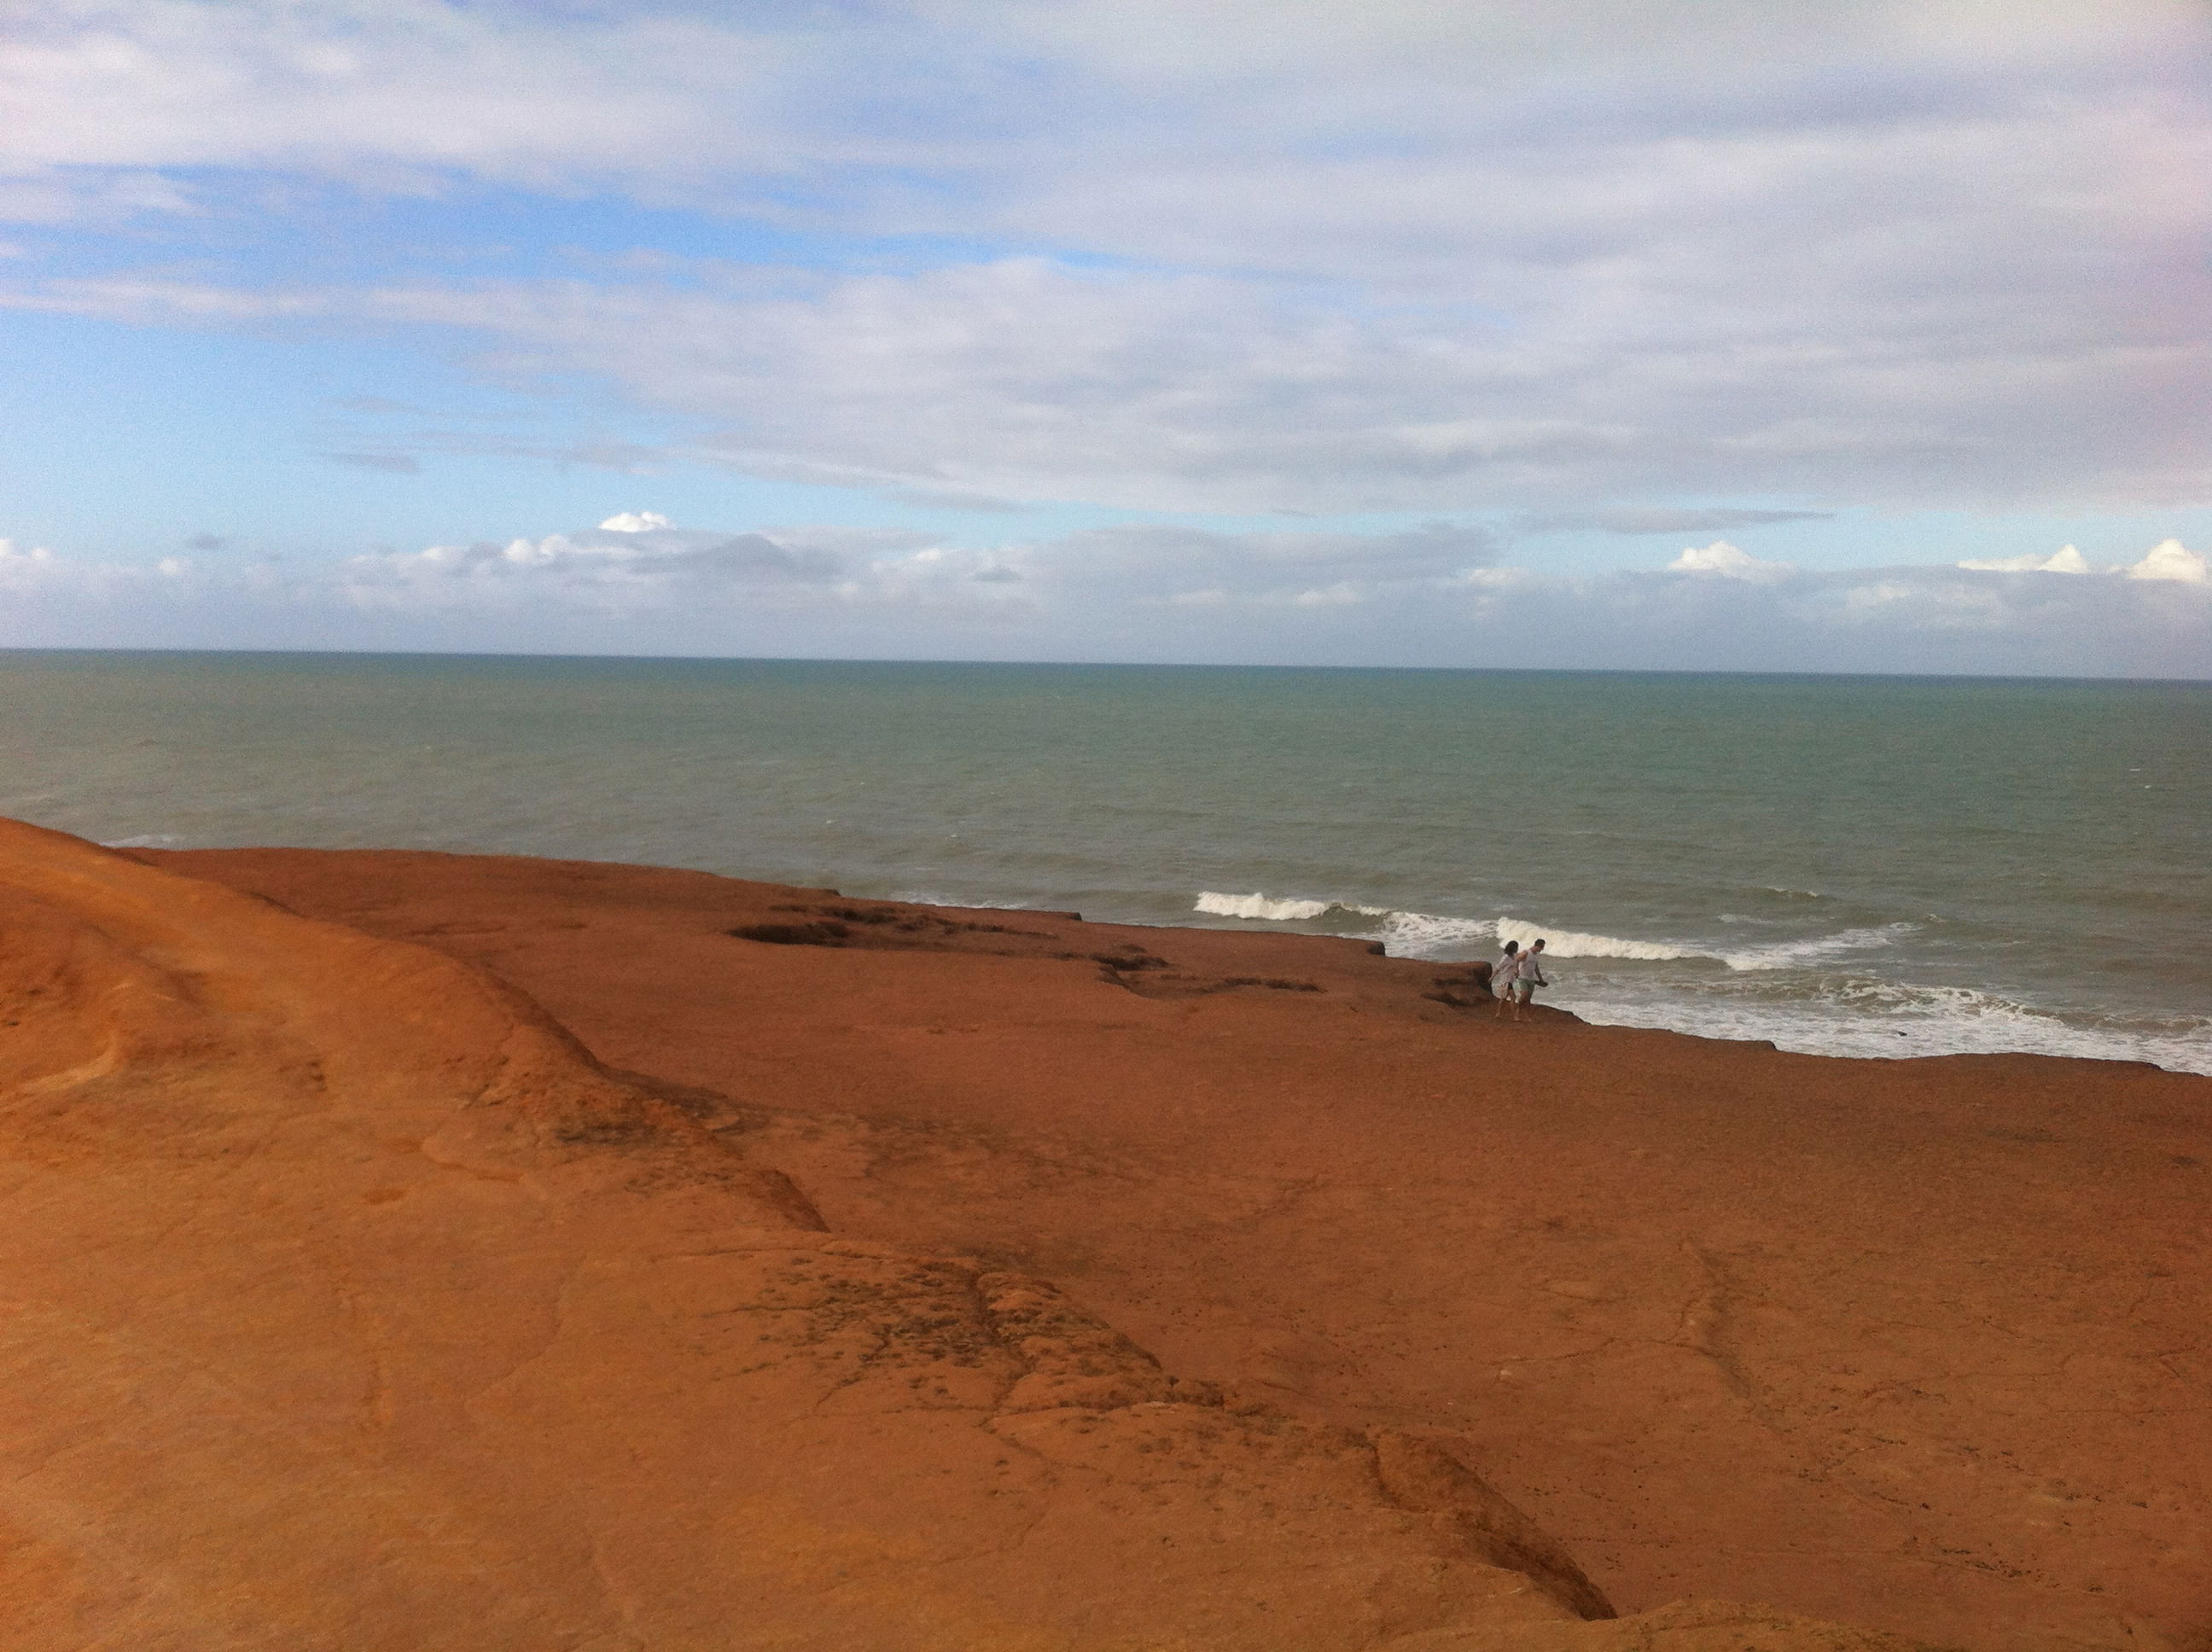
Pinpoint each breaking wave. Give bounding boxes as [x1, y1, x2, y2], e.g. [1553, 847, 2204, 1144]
[1194, 893, 1915, 973]
[1195, 891, 1388, 922]
[1570, 976, 2212, 1074]
[1374, 910, 1499, 953]
[1493, 917, 1691, 961]
[1714, 923, 1918, 971]
[1180, 887, 2209, 1071]
[893, 890, 1050, 912]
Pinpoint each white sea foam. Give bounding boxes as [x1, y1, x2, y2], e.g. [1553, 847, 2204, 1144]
[1196, 891, 1331, 921]
[1565, 975, 2212, 1074]
[1493, 917, 1691, 961]
[889, 890, 1038, 911]
[1194, 896, 1866, 967]
[1194, 891, 1390, 922]
[101, 833, 183, 848]
[1715, 923, 1917, 971]
[1375, 910, 1498, 955]
[1478, 917, 1914, 969]
[1183, 887, 2205, 1073]
[1202, 896, 1936, 987]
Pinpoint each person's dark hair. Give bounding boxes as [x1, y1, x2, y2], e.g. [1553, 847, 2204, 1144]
[1531, 939, 1545, 949]
[1501, 939, 1519, 954]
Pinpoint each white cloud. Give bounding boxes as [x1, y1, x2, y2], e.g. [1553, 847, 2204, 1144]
[0, 536, 207, 598]
[1950, 538, 2207, 580]
[5, 520, 2204, 676]
[599, 511, 672, 532]
[1668, 540, 1795, 581]
[0, 538, 59, 585]
[1527, 507, 1835, 536]
[0, 2, 796, 206]
[1040, 522, 1497, 593]
[9, 2, 2199, 220]
[2, 3, 2205, 516]
[1958, 544, 2091, 573]
[22, 250, 2204, 515]
[2124, 538, 2209, 583]
[339, 524, 850, 614]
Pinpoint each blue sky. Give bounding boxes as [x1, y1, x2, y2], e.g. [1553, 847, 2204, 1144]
[2, 0, 2208, 672]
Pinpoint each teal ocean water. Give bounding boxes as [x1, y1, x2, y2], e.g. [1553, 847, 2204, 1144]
[5, 650, 2206, 1073]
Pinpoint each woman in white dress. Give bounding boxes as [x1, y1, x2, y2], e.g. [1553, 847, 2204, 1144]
[1491, 940, 1521, 1020]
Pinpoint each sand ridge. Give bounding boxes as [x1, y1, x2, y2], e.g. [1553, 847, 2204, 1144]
[3, 817, 1954, 1650]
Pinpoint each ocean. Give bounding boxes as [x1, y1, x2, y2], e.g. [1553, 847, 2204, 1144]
[5, 650, 2206, 1074]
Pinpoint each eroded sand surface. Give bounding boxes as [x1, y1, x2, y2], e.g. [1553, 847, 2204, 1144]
[3, 822, 2201, 1649]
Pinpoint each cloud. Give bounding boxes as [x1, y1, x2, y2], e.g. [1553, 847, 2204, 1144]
[9, 3, 2201, 219]
[1950, 538, 2206, 580]
[5, 519, 2203, 676]
[0, 167, 195, 224]
[0, 538, 60, 585]
[884, 490, 1031, 514]
[2125, 538, 2209, 583]
[339, 524, 850, 614]
[1523, 507, 1836, 536]
[1958, 544, 2091, 573]
[0, 3, 793, 209]
[31, 246, 2202, 516]
[1668, 541, 1796, 581]
[3, 3, 2204, 516]
[0, 535, 292, 643]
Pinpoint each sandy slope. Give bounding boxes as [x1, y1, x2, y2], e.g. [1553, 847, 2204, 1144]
[1, 817, 1950, 1651]
[125, 842, 2212, 1652]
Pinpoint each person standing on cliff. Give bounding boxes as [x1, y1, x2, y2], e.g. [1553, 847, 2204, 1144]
[1492, 939, 1521, 1020]
[1508, 939, 1549, 1021]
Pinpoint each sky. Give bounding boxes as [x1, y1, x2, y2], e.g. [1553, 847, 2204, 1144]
[2, 0, 2209, 674]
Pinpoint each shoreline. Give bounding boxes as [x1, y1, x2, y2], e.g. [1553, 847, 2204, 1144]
[129, 841, 2212, 1651]
[19, 649, 2203, 1081]
[1049, 898, 2211, 1077]
[156, 840, 2190, 1079]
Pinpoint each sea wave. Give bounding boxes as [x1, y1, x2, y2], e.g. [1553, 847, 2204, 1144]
[1565, 974, 2212, 1074]
[1494, 917, 1914, 968]
[1376, 910, 1498, 952]
[1714, 923, 1918, 972]
[1493, 917, 1691, 961]
[1194, 890, 1389, 922]
[891, 890, 1044, 911]
[1181, 896, 2209, 1070]
[1193, 893, 1905, 969]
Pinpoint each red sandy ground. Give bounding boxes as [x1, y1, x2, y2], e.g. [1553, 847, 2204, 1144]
[137, 845, 2210, 1652]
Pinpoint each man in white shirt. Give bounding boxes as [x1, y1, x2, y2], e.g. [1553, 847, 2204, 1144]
[1508, 939, 1549, 1021]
